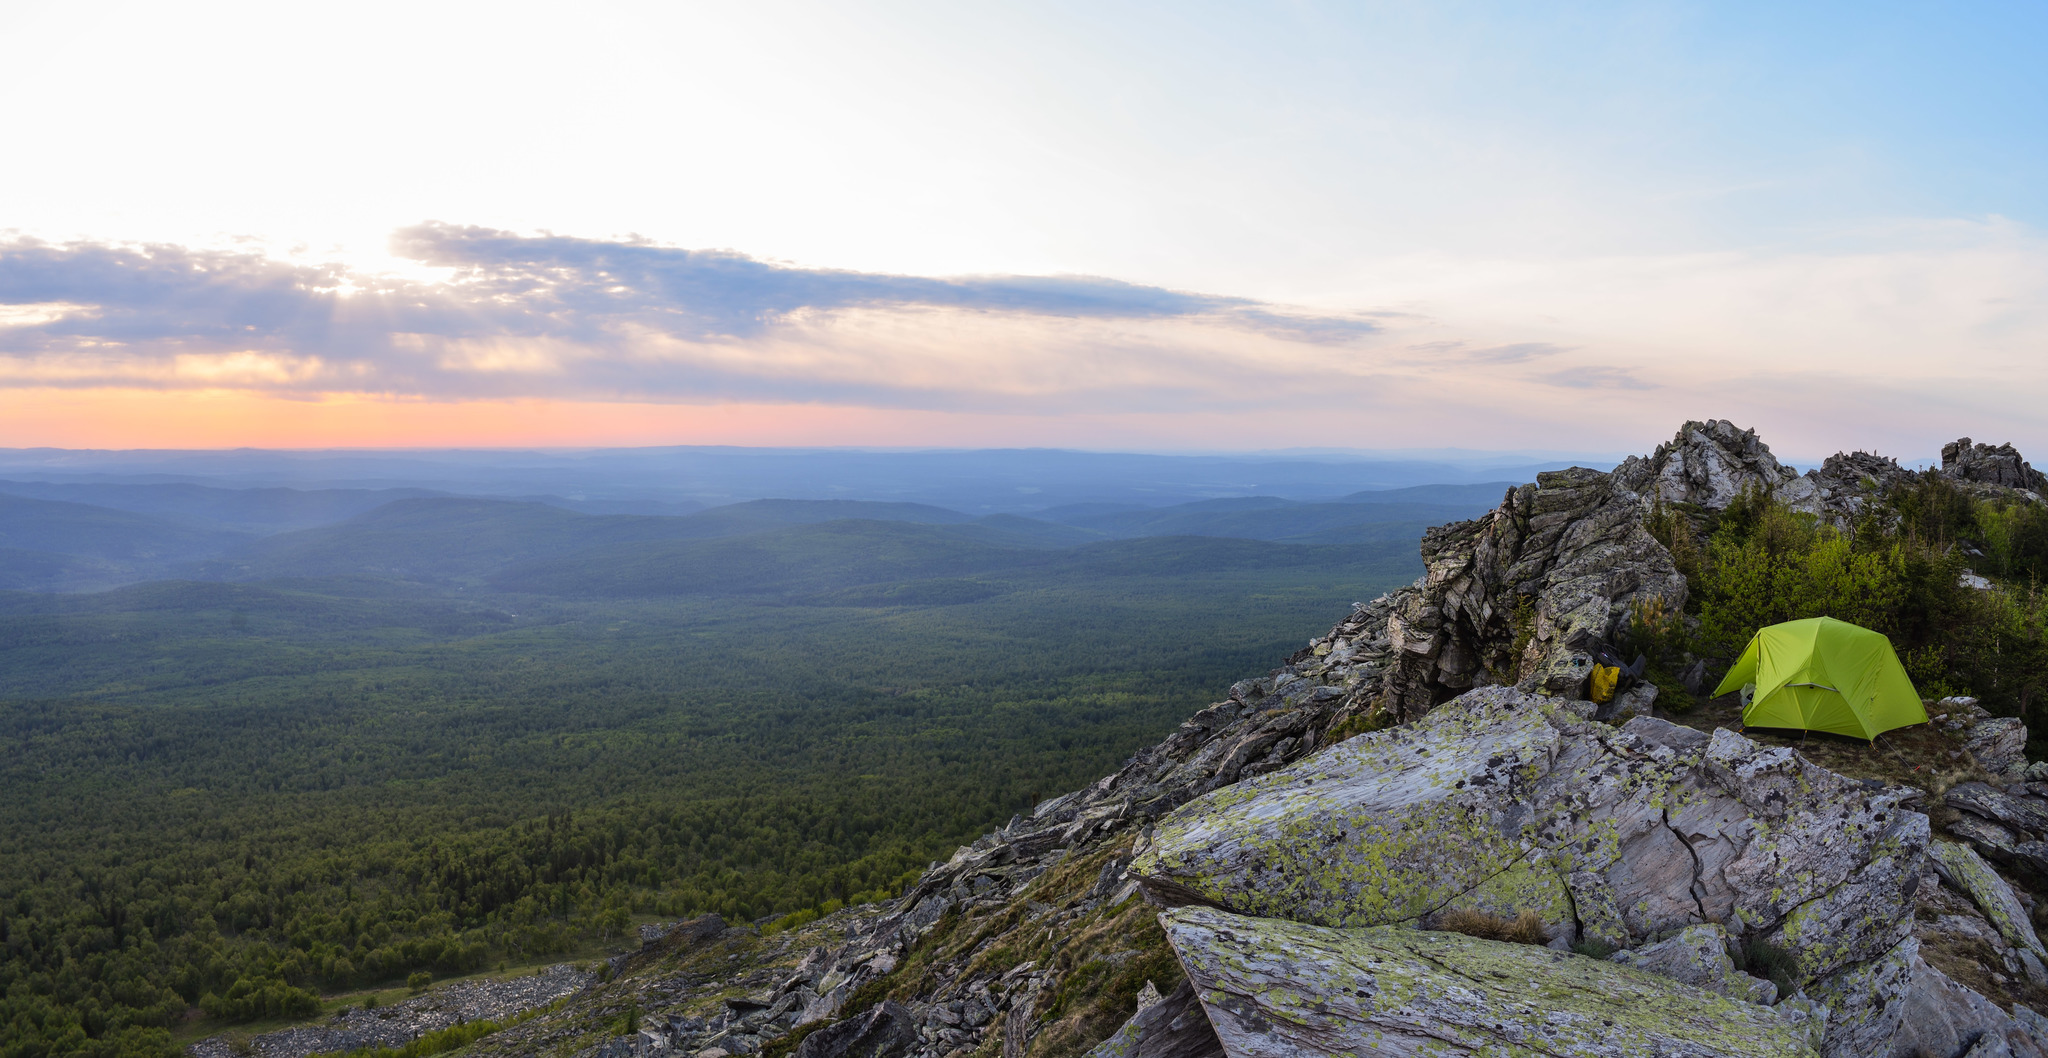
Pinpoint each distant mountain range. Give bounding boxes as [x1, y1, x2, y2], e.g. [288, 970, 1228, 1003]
[0, 479, 1518, 594]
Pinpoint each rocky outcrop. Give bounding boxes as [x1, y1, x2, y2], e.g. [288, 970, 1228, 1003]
[1891, 949, 2048, 1058]
[1946, 438, 2048, 494]
[436, 419, 2048, 1058]
[1612, 419, 1804, 511]
[1083, 982, 1221, 1058]
[1921, 841, 2048, 991]
[1374, 465, 1687, 719]
[1157, 905, 1825, 1058]
[795, 1001, 922, 1058]
[1799, 450, 1916, 519]
[1128, 687, 1928, 1055]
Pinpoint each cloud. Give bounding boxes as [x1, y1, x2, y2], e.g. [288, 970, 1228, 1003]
[1410, 340, 1571, 365]
[1536, 365, 1656, 390]
[0, 227, 1383, 407]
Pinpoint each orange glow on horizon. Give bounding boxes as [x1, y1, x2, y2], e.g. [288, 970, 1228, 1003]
[0, 388, 1252, 450]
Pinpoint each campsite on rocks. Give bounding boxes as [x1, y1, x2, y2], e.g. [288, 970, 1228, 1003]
[12, 421, 2048, 1058]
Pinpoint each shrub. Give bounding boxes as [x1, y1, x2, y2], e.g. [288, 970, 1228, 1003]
[1570, 938, 1617, 959]
[1737, 935, 1800, 995]
[407, 971, 431, 993]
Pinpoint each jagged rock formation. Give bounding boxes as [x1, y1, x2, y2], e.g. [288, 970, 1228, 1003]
[1374, 466, 1688, 720]
[1613, 418, 1806, 511]
[322, 419, 2048, 1058]
[1799, 450, 1919, 519]
[1946, 438, 2048, 494]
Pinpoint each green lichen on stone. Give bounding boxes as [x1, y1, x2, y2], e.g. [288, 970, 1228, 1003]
[1928, 839, 2046, 958]
[1162, 906, 1820, 1057]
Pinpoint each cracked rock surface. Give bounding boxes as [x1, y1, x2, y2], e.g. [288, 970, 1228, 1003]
[1130, 685, 1927, 1005]
[1160, 906, 1824, 1057]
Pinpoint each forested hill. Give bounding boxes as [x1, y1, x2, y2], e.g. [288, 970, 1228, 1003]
[0, 476, 1505, 1058]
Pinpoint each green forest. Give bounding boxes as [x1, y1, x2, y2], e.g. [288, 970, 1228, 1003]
[0, 527, 1421, 1058]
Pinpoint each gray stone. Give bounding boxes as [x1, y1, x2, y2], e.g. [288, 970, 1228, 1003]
[1612, 418, 1803, 511]
[1950, 782, 2048, 840]
[1965, 717, 2032, 772]
[1131, 685, 1927, 997]
[1082, 980, 1224, 1058]
[1160, 905, 1822, 1057]
[2015, 1004, 2048, 1045]
[1927, 840, 2047, 959]
[1887, 948, 2048, 1058]
[1609, 923, 1777, 1005]
[794, 1001, 920, 1058]
[1944, 438, 2048, 492]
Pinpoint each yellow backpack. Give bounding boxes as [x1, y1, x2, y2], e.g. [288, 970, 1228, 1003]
[1589, 663, 1620, 704]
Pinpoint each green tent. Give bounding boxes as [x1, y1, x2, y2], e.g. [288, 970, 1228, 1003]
[1711, 617, 1927, 740]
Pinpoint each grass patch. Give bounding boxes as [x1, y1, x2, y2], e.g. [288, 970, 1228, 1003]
[1735, 936, 1800, 997]
[1433, 908, 1550, 947]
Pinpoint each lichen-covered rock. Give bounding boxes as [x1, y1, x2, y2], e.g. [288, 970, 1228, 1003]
[1888, 946, 2048, 1058]
[1966, 717, 2033, 774]
[1950, 782, 2048, 841]
[1805, 935, 1917, 1058]
[1130, 685, 1575, 935]
[1131, 685, 1928, 1013]
[1927, 840, 2048, 960]
[1608, 923, 1777, 1005]
[1160, 905, 1822, 1057]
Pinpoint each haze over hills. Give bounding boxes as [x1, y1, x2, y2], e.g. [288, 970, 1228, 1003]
[0, 449, 1535, 593]
[0, 445, 1586, 515]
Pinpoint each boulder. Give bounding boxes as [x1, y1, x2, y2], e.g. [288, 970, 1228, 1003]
[1609, 923, 1778, 1005]
[1964, 717, 2032, 773]
[1949, 782, 2048, 840]
[792, 1000, 919, 1058]
[1889, 948, 2048, 1058]
[1131, 685, 1928, 1002]
[1159, 905, 1824, 1057]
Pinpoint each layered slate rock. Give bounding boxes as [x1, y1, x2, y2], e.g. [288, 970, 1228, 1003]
[1944, 437, 2048, 493]
[1130, 687, 1932, 1055]
[1159, 906, 1824, 1058]
[1377, 465, 1688, 719]
[1889, 946, 2048, 1058]
[1927, 841, 2048, 967]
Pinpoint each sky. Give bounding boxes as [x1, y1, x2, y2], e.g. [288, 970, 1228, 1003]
[0, 0, 2043, 462]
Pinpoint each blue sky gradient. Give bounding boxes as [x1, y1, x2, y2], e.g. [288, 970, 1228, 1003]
[0, 1, 2041, 456]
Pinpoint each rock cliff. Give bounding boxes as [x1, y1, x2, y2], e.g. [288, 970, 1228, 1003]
[327, 420, 2048, 1058]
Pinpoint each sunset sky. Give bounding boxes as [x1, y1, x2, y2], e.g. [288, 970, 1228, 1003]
[2, 1, 2044, 460]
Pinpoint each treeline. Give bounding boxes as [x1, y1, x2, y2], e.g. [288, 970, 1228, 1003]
[1639, 471, 2048, 718]
[0, 559, 1412, 1057]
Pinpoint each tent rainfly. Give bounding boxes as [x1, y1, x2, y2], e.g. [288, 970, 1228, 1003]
[1711, 616, 1928, 741]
